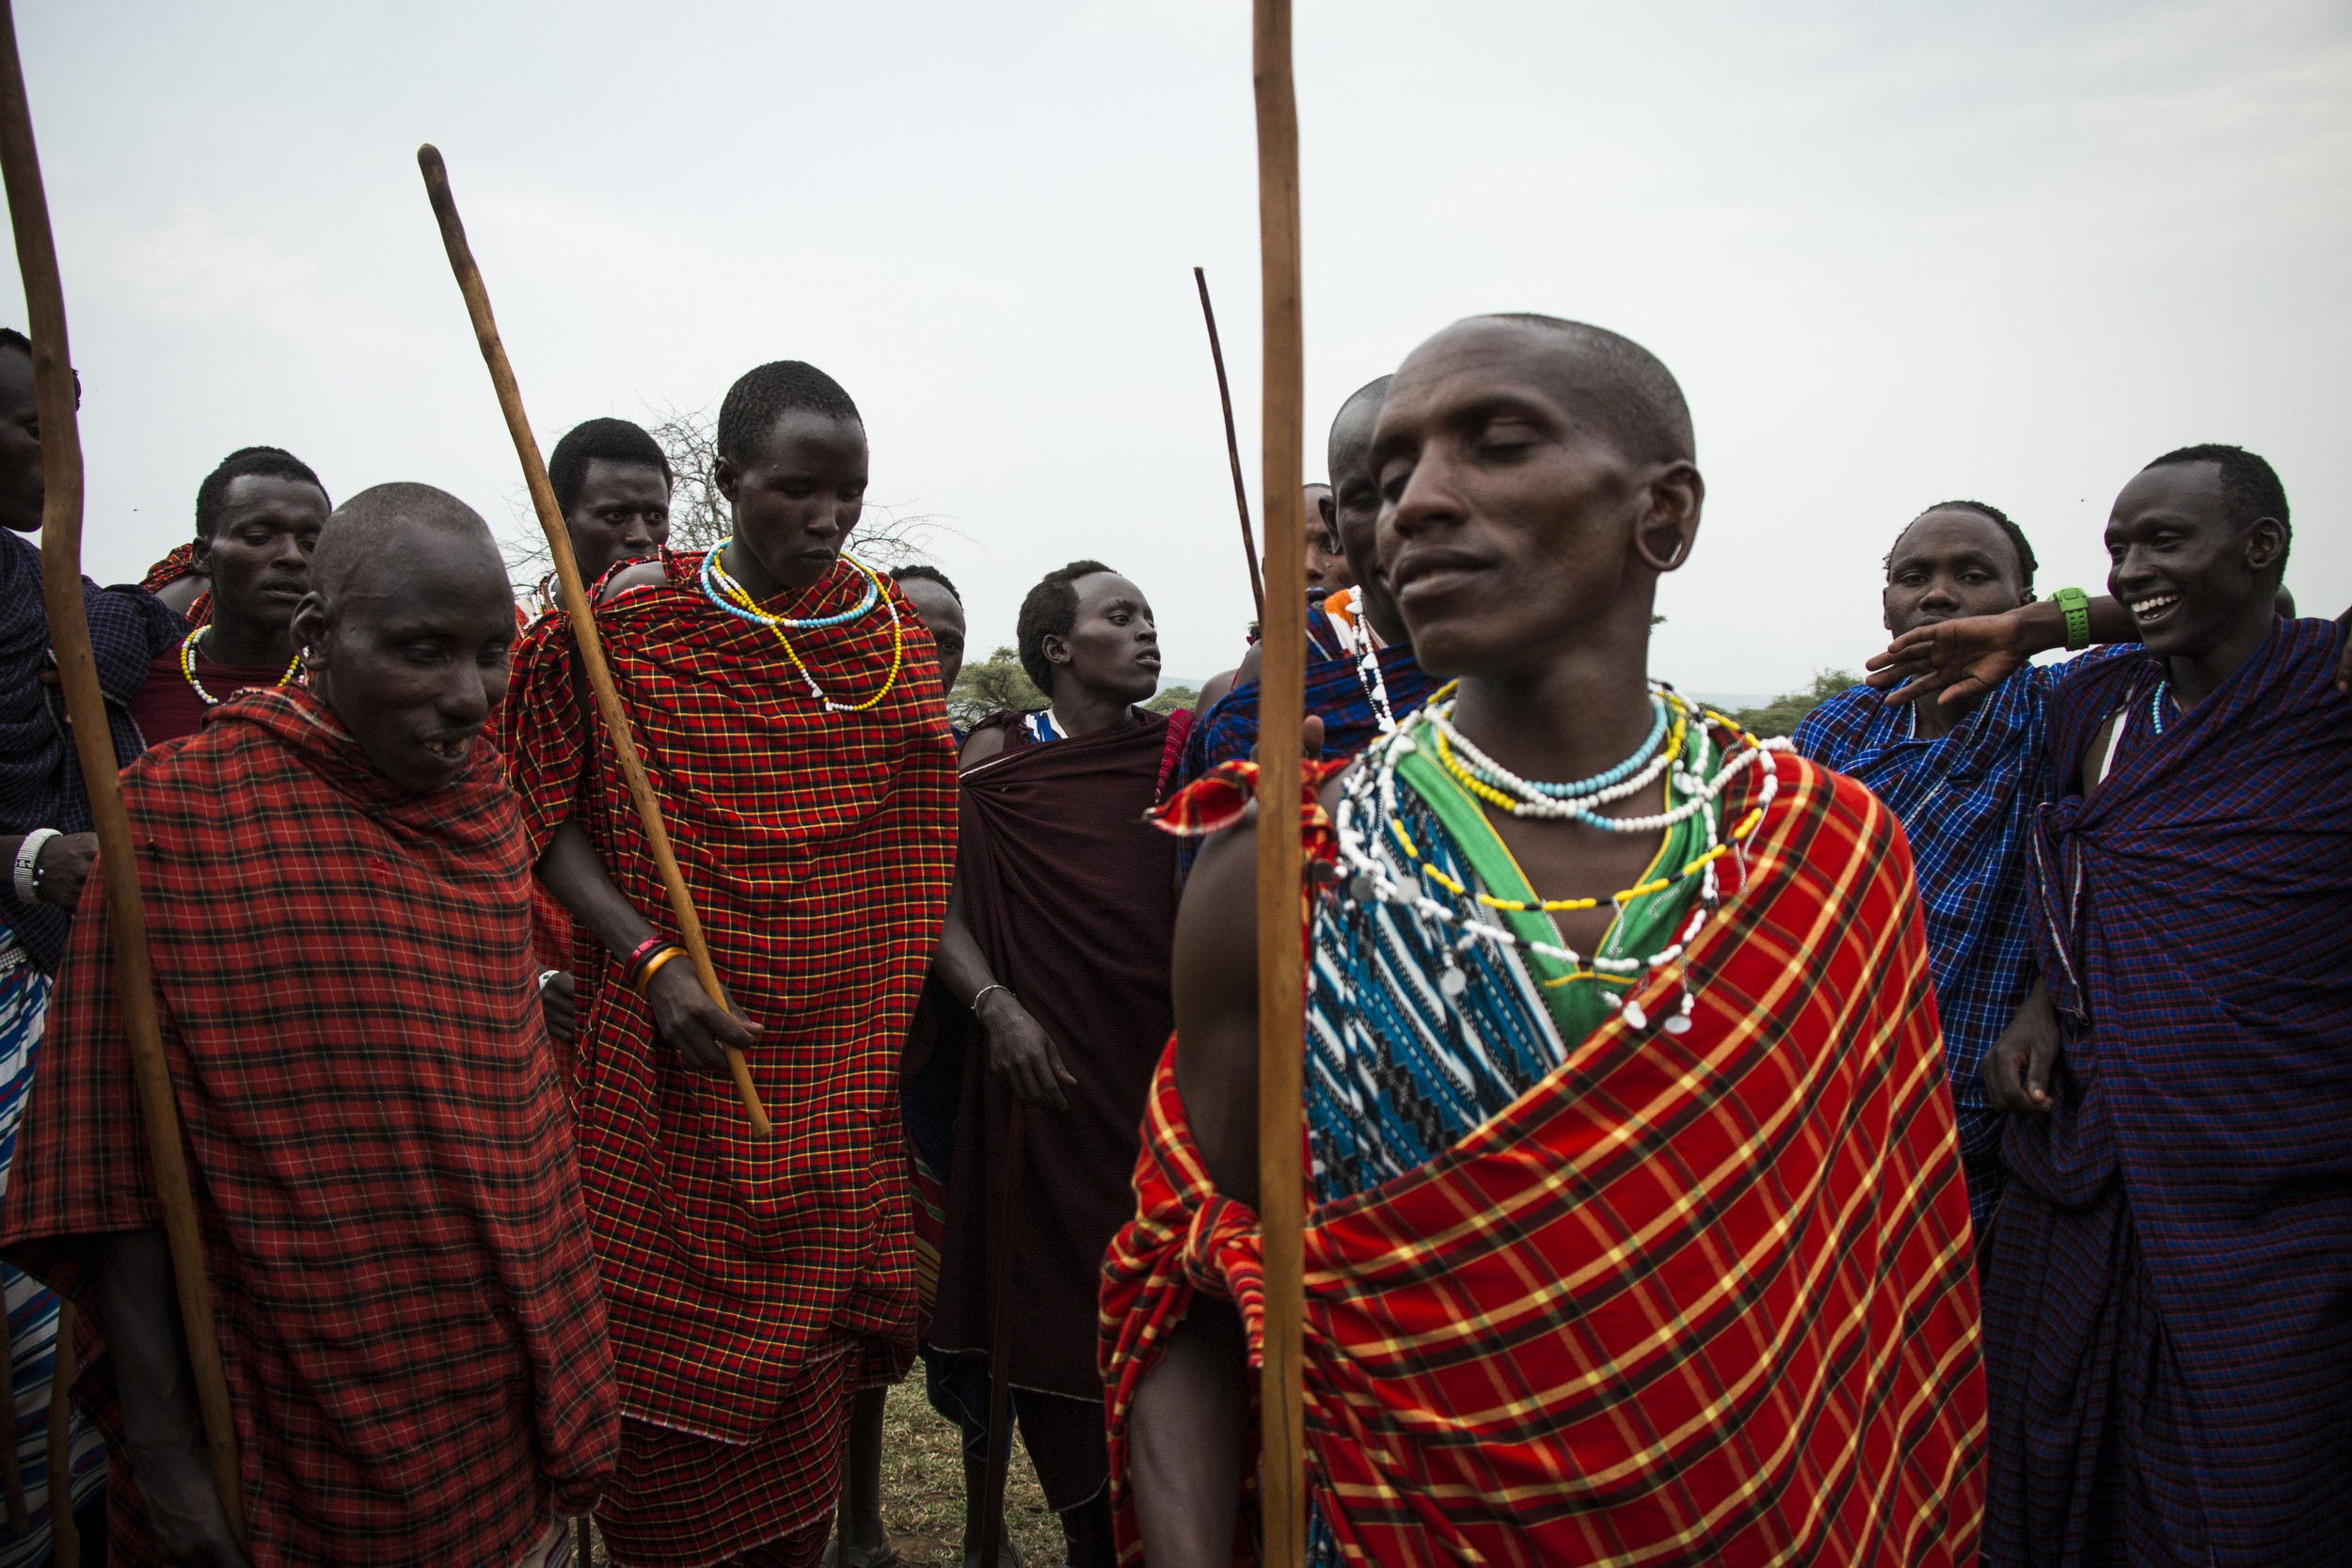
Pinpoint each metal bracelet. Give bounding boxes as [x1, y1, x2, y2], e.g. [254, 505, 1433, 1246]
[12, 829, 58, 906]
[970, 982, 1012, 1012]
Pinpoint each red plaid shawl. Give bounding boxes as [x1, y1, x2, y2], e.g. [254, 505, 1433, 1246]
[498, 550, 958, 1442]
[137, 542, 210, 627]
[1102, 752, 1985, 1566]
[0, 686, 615, 1568]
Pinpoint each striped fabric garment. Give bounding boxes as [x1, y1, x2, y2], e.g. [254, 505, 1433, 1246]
[1793, 649, 2131, 1236]
[0, 689, 615, 1568]
[499, 550, 959, 1565]
[1988, 617, 2352, 1566]
[1104, 745, 1986, 1566]
[0, 938, 103, 1568]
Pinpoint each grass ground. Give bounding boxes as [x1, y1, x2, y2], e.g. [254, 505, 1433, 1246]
[581, 1380, 1064, 1567]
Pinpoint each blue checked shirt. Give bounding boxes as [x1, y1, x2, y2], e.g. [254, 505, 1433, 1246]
[1795, 648, 2128, 1231]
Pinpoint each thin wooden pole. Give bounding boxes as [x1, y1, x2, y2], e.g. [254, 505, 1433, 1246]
[44, 1302, 73, 1566]
[0, 4, 249, 1549]
[1193, 267, 1267, 626]
[1249, 1, 1308, 1564]
[416, 144, 771, 1137]
[975, 1100, 1026, 1568]
[0, 1307, 25, 1539]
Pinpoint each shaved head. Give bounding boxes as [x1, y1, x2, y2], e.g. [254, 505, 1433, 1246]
[1473, 314, 1692, 467]
[292, 483, 516, 793]
[311, 483, 506, 610]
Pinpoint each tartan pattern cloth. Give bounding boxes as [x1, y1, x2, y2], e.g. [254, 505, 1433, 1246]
[1103, 751, 1987, 1567]
[1170, 602, 1439, 874]
[1985, 617, 2352, 1566]
[498, 551, 956, 1548]
[135, 540, 202, 593]
[1793, 649, 2129, 1234]
[0, 687, 616, 1568]
[138, 543, 213, 627]
[1, 529, 183, 971]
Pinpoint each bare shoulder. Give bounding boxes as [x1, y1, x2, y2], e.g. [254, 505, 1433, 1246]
[959, 726, 1009, 768]
[598, 561, 668, 605]
[1233, 641, 1263, 689]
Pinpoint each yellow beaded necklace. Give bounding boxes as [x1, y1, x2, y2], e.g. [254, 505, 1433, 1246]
[179, 626, 299, 706]
[705, 547, 906, 715]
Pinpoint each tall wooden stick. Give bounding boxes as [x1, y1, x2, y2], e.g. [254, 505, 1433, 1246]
[1194, 267, 1267, 625]
[416, 144, 771, 1136]
[976, 1101, 1026, 1568]
[1250, 2, 1308, 1563]
[0, 4, 250, 1548]
[44, 1303, 74, 1565]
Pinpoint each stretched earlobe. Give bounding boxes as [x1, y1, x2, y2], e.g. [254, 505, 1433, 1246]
[1634, 526, 1693, 573]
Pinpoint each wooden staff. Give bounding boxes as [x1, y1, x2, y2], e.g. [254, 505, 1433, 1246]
[1250, 1, 1308, 1563]
[0, 2, 250, 1549]
[976, 1100, 1026, 1568]
[416, 144, 771, 1137]
[1193, 267, 1266, 625]
[44, 1302, 74, 1565]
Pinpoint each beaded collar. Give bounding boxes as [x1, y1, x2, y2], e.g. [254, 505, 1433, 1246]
[697, 545, 904, 714]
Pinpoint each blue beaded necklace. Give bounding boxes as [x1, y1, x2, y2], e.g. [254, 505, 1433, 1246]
[2149, 678, 2172, 737]
[698, 543, 878, 629]
[1451, 692, 1670, 800]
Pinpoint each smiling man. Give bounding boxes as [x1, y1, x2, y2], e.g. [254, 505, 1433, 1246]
[926, 562, 1187, 1568]
[124, 446, 328, 748]
[1110, 315, 1984, 1566]
[1, 483, 616, 1567]
[1795, 500, 2138, 1240]
[1948, 445, 2352, 1566]
[500, 360, 957, 1568]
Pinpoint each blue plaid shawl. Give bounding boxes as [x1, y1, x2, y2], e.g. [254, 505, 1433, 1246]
[0, 531, 183, 972]
[1794, 648, 2127, 1233]
[1982, 616, 2352, 1566]
[1173, 602, 1439, 861]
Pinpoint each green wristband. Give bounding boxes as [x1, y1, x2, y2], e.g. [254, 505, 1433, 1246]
[2050, 586, 2090, 652]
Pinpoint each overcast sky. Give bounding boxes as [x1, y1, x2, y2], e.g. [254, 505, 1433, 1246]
[9, 0, 2347, 695]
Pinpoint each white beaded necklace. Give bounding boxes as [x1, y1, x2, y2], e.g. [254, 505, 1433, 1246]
[1331, 689, 1778, 1031]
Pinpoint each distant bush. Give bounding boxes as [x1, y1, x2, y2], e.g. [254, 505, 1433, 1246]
[1724, 669, 1857, 738]
[948, 646, 1045, 731]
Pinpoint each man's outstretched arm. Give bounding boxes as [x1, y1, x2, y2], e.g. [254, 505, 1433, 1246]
[1865, 594, 2140, 708]
[94, 1230, 247, 1567]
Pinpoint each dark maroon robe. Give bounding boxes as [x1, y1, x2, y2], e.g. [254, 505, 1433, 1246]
[930, 706, 1186, 1510]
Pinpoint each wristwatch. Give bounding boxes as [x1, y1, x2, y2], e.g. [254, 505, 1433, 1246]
[2049, 586, 2091, 652]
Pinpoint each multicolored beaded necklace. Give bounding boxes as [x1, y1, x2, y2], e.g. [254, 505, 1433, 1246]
[1332, 683, 1775, 1032]
[178, 626, 300, 706]
[1327, 602, 1398, 736]
[700, 544, 905, 714]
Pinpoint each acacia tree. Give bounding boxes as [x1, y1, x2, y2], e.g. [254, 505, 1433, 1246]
[947, 646, 1045, 730]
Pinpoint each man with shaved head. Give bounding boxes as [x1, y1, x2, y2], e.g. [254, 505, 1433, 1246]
[1109, 315, 1985, 1564]
[1171, 376, 1441, 871]
[2, 483, 617, 1567]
